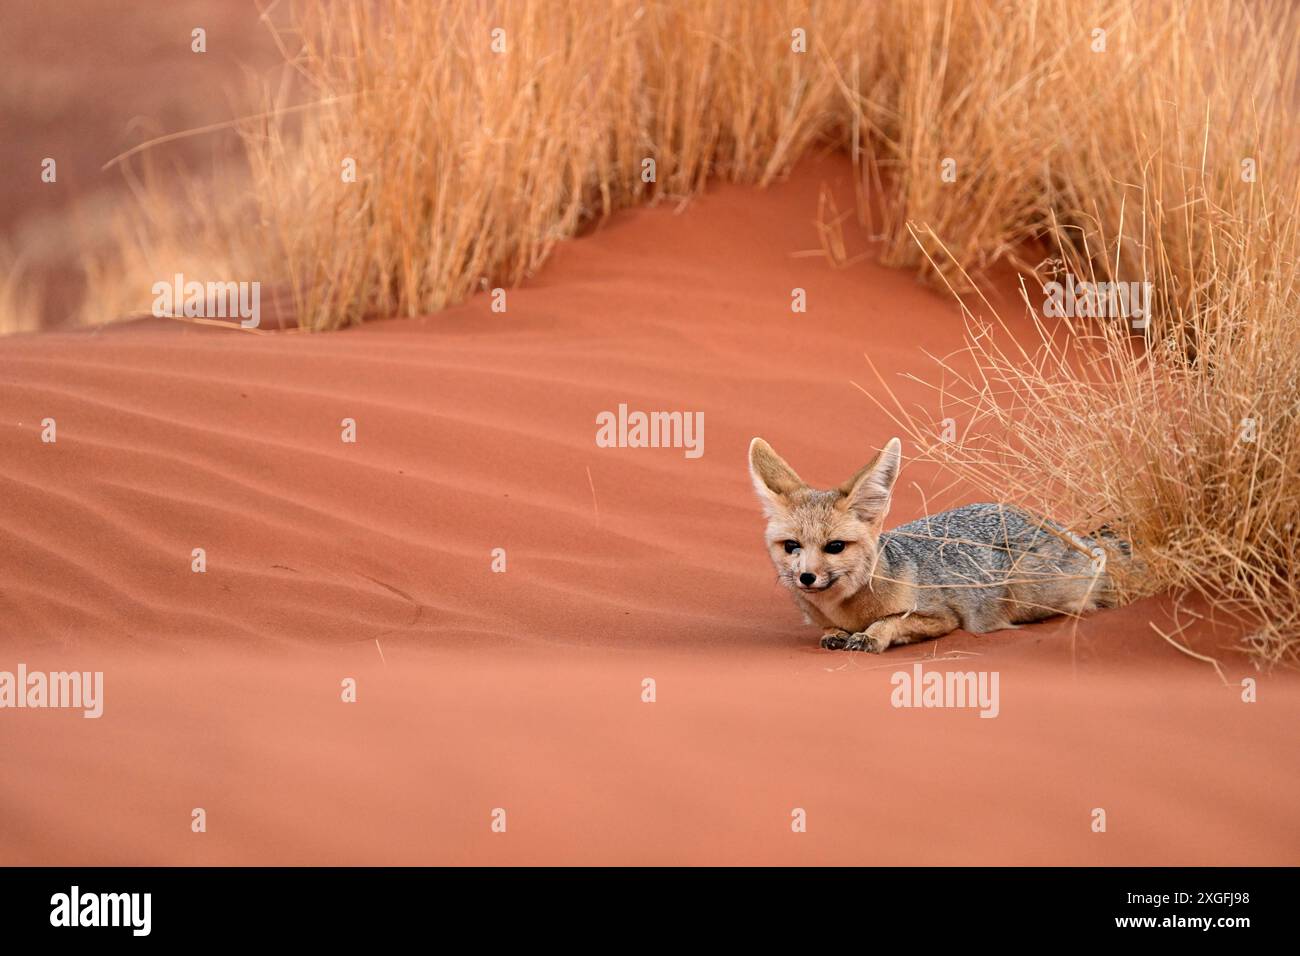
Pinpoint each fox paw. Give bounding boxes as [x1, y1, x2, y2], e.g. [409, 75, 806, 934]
[844, 629, 889, 653]
[819, 629, 851, 650]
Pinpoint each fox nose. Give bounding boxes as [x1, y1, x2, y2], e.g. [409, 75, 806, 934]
[799, 572, 817, 587]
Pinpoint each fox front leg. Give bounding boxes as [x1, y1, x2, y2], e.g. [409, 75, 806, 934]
[842, 613, 959, 653]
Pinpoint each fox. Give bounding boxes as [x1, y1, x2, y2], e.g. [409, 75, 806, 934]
[748, 436, 1124, 652]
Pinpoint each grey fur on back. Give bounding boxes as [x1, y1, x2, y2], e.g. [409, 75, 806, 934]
[880, 503, 1118, 633]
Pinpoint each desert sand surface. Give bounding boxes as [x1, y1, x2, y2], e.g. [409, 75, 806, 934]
[1, 157, 1296, 865]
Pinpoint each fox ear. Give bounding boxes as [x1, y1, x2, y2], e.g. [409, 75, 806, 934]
[748, 437, 804, 511]
[838, 437, 901, 523]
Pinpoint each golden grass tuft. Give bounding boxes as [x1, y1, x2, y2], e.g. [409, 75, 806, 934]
[869, 226, 1300, 665]
[228, 0, 877, 329]
[856, 0, 1300, 664]
[0, 243, 45, 335]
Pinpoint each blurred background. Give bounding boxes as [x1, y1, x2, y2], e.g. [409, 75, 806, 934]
[0, 0, 280, 331]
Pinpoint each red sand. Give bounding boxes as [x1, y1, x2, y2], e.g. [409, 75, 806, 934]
[1, 157, 1296, 864]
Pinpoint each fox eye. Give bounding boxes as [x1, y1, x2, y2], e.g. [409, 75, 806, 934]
[824, 540, 848, 554]
[783, 540, 801, 554]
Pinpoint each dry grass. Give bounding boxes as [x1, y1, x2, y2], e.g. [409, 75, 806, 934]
[9, 0, 1299, 661]
[0, 243, 45, 335]
[228, 0, 878, 328]
[855, 0, 1300, 664]
[869, 227, 1300, 665]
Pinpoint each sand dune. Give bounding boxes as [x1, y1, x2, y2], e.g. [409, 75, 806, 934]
[1, 158, 1295, 864]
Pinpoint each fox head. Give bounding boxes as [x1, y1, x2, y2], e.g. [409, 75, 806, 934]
[747, 437, 902, 598]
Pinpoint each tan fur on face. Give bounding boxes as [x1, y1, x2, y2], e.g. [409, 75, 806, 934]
[748, 438, 902, 602]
